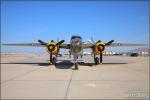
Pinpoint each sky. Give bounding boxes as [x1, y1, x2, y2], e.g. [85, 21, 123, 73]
[1, 1, 149, 54]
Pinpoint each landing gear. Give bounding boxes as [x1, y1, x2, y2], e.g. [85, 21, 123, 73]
[94, 52, 103, 65]
[50, 53, 53, 64]
[74, 62, 78, 70]
[69, 51, 71, 58]
[73, 55, 78, 70]
[99, 52, 103, 64]
[81, 54, 83, 59]
[52, 57, 57, 65]
[49, 53, 57, 65]
[94, 57, 99, 65]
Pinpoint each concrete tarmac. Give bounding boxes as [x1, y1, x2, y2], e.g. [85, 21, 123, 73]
[1, 53, 149, 99]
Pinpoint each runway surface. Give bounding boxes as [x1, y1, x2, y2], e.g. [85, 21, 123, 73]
[1, 53, 149, 99]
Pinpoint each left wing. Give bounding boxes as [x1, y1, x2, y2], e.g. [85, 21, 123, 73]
[82, 43, 146, 49]
[82, 44, 93, 49]
[107, 43, 146, 47]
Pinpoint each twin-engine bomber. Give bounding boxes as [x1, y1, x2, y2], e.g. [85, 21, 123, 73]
[1, 35, 145, 70]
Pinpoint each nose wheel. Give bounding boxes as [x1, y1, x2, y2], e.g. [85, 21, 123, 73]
[74, 62, 78, 70]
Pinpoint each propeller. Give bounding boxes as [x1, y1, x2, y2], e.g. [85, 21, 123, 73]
[37, 39, 65, 53]
[48, 40, 65, 52]
[88, 38, 114, 46]
[88, 39, 95, 45]
[38, 39, 47, 45]
[38, 39, 65, 46]
[57, 37, 59, 43]
[56, 40, 65, 45]
[38, 39, 65, 64]
[87, 38, 114, 64]
[38, 39, 65, 52]
[105, 40, 114, 46]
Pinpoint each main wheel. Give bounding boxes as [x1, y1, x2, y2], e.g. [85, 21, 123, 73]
[94, 57, 99, 65]
[75, 63, 78, 70]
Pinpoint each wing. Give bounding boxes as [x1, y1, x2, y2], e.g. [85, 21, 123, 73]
[108, 43, 146, 47]
[59, 44, 70, 49]
[1, 43, 71, 49]
[1, 43, 44, 46]
[82, 44, 93, 49]
[82, 43, 146, 49]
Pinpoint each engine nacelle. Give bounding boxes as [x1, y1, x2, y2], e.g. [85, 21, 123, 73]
[95, 42, 106, 54]
[46, 42, 59, 54]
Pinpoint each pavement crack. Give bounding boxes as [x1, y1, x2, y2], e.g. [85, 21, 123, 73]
[64, 70, 74, 99]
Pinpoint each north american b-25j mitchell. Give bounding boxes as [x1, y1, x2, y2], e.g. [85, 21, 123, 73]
[1, 35, 145, 70]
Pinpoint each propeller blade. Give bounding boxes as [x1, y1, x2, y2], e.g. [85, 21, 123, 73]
[57, 37, 59, 43]
[38, 39, 47, 45]
[88, 39, 95, 45]
[56, 40, 65, 45]
[105, 40, 114, 46]
[91, 37, 94, 43]
[51, 40, 54, 42]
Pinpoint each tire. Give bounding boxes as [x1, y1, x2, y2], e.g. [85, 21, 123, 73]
[75, 63, 78, 70]
[94, 57, 99, 65]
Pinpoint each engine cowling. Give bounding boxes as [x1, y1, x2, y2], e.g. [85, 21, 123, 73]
[95, 42, 106, 54]
[46, 42, 59, 54]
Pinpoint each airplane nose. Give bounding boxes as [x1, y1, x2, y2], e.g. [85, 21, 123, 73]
[72, 40, 80, 46]
[77, 42, 80, 45]
[75, 40, 80, 45]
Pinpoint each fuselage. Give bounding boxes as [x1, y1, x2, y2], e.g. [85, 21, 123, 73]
[70, 35, 83, 58]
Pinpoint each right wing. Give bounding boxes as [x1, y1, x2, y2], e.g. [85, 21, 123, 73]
[1, 43, 71, 49]
[59, 44, 70, 49]
[1, 43, 45, 47]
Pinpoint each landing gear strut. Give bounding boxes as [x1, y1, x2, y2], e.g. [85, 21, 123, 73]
[94, 57, 99, 65]
[49, 53, 57, 65]
[99, 52, 103, 64]
[94, 52, 103, 65]
[74, 62, 78, 70]
[73, 55, 78, 70]
[50, 53, 53, 64]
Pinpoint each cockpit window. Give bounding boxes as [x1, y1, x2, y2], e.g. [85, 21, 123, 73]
[71, 36, 82, 40]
